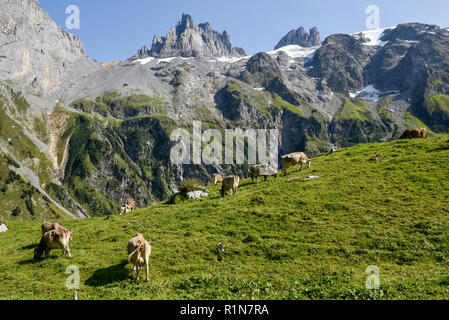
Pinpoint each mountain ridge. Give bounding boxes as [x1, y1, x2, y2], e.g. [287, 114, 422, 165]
[0, 0, 449, 218]
[275, 26, 321, 49]
[130, 13, 246, 60]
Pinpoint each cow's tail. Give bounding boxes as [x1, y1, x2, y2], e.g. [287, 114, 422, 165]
[128, 241, 142, 263]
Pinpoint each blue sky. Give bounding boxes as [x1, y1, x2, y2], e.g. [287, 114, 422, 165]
[39, 0, 449, 62]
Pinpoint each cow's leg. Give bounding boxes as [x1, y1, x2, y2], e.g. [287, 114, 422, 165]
[136, 267, 140, 280]
[145, 260, 149, 282]
[264, 176, 267, 182]
[65, 245, 71, 258]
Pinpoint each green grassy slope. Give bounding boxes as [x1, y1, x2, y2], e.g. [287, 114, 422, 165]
[1, 136, 449, 300]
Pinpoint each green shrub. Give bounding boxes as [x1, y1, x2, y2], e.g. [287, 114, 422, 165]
[25, 199, 34, 216]
[179, 179, 205, 194]
[11, 207, 21, 216]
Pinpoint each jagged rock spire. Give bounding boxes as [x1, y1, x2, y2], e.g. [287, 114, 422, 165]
[275, 26, 321, 49]
[131, 13, 246, 60]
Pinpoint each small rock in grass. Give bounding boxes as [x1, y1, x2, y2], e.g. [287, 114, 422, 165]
[0, 224, 8, 233]
[303, 176, 320, 181]
[187, 190, 209, 199]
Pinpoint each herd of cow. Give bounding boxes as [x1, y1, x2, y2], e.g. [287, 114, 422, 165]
[31, 151, 312, 281]
[216, 151, 312, 197]
[34, 222, 152, 281]
[31, 127, 426, 282]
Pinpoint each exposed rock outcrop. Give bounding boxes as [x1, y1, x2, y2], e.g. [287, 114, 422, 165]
[275, 26, 321, 49]
[131, 14, 246, 59]
[0, 0, 95, 97]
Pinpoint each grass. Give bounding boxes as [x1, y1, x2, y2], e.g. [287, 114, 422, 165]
[335, 99, 373, 122]
[1, 136, 449, 299]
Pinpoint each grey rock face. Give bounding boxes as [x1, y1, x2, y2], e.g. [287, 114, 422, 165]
[309, 34, 371, 94]
[369, 23, 449, 94]
[0, 0, 93, 97]
[131, 14, 246, 59]
[275, 26, 321, 49]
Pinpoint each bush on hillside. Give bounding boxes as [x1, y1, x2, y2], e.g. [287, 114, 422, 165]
[179, 179, 205, 194]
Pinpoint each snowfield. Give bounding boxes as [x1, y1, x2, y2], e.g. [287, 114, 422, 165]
[351, 27, 396, 47]
[267, 45, 320, 61]
[133, 56, 191, 65]
[350, 85, 399, 101]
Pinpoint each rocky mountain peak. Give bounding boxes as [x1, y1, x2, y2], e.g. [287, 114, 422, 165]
[131, 13, 246, 60]
[275, 26, 321, 49]
[0, 0, 93, 97]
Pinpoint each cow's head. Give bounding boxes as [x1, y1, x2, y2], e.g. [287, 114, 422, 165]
[33, 248, 44, 260]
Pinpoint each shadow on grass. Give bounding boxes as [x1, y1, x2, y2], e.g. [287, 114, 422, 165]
[85, 260, 129, 287]
[21, 243, 38, 250]
[18, 255, 60, 265]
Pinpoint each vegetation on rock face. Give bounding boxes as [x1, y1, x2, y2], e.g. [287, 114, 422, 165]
[71, 92, 168, 119]
[0, 96, 68, 220]
[1, 136, 448, 299]
[415, 94, 449, 133]
[331, 99, 388, 147]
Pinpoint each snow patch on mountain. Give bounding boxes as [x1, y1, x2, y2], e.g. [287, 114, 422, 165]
[213, 56, 251, 64]
[350, 85, 399, 101]
[267, 45, 320, 61]
[134, 56, 191, 65]
[351, 27, 395, 47]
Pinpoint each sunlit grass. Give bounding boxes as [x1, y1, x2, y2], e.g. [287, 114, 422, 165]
[1, 135, 449, 300]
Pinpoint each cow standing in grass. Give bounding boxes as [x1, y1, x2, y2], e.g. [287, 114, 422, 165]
[127, 233, 152, 282]
[220, 175, 240, 197]
[250, 164, 278, 182]
[120, 198, 137, 215]
[41, 222, 70, 235]
[281, 152, 312, 175]
[400, 128, 427, 139]
[212, 173, 224, 185]
[34, 228, 73, 259]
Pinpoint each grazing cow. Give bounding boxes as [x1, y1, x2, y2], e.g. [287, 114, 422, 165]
[213, 173, 224, 185]
[120, 198, 138, 215]
[400, 128, 427, 139]
[250, 164, 278, 182]
[33, 228, 73, 260]
[220, 175, 240, 197]
[127, 233, 152, 282]
[281, 152, 311, 175]
[41, 222, 69, 235]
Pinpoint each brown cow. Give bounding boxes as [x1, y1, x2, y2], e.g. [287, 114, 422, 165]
[120, 198, 138, 215]
[400, 128, 427, 139]
[127, 233, 152, 282]
[41, 222, 69, 235]
[220, 175, 240, 197]
[281, 152, 312, 175]
[33, 228, 73, 260]
[251, 164, 278, 182]
[213, 173, 224, 185]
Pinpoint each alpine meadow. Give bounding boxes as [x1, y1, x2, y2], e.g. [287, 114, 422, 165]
[1, 0, 449, 302]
